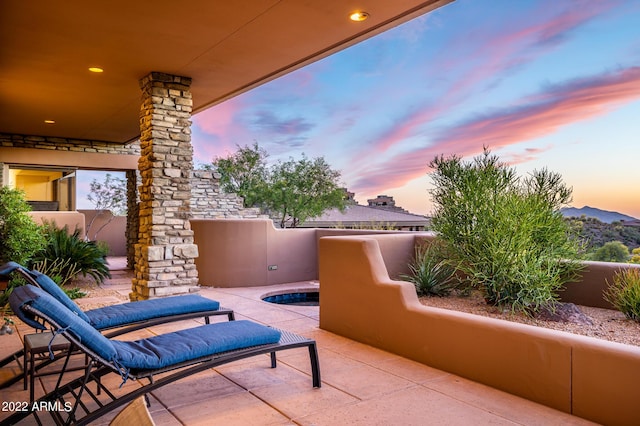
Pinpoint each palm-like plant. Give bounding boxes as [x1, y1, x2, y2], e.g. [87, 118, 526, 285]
[31, 224, 110, 284]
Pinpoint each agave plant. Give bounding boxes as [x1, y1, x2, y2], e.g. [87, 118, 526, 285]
[400, 241, 457, 297]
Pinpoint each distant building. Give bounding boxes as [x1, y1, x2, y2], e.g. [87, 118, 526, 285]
[300, 193, 430, 231]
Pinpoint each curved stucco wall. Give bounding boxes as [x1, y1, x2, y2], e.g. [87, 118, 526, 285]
[318, 235, 640, 425]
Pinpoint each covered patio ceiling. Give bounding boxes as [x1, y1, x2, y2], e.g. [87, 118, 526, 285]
[0, 0, 452, 144]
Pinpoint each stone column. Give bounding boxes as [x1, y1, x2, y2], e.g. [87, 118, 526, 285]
[131, 72, 199, 300]
[125, 169, 139, 270]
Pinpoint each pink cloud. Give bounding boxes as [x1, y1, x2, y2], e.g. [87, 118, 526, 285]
[349, 66, 640, 194]
[348, 1, 615, 174]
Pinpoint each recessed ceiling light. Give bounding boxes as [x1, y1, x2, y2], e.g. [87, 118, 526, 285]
[44, 120, 55, 124]
[350, 11, 370, 22]
[88, 67, 104, 73]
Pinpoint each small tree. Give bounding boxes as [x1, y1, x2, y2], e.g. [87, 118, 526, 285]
[429, 148, 584, 313]
[631, 248, 640, 264]
[212, 142, 269, 208]
[85, 173, 127, 241]
[265, 155, 346, 228]
[0, 187, 45, 265]
[591, 241, 630, 263]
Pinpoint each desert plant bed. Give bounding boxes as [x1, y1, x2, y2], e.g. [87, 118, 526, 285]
[419, 290, 640, 347]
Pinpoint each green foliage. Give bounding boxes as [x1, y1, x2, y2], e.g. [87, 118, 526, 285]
[631, 248, 640, 264]
[211, 143, 346, 228]
[31, 224, 110, 284]
[568, 216, 640, 254]
[0, 187, 46, 265]
[0, 275, 29, 315]
[428, 148, 584, 313]
[604, 268, 640, 322]
[64, 287, 88, 299]
[265, 155, 346, 228]
[212, 142, 269, 208]
[589, 241, 630, 263]
[86, 173, 127, 240]
[400, 241, 458, 297]
[30, 257, 81, 287]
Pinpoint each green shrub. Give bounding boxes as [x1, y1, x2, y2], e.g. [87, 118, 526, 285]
[0, 187, 46, 265]
[590, 241, 630, 263]
[400, 241, 458, 297]
[604, 268, 640, 322]
[31, 224, 110, 284]
[429, 148, 584, 313]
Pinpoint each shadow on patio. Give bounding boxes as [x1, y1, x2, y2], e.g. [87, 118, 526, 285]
[0, 258, 595, 425]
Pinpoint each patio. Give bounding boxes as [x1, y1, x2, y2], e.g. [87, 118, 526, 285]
[0, 260, 595, 425]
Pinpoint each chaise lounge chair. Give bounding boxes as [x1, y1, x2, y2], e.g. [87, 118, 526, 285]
[4, 285, 321, 425]
[0, 262, 234, 389]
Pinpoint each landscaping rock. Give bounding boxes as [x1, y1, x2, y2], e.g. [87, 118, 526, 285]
[535, 302, 594, 325]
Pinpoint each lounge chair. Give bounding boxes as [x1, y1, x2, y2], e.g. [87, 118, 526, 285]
[0, 262, 234, 389]
[4, 285, 321, 425]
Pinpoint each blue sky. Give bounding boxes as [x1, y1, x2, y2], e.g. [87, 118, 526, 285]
[80, 0, 640, 218]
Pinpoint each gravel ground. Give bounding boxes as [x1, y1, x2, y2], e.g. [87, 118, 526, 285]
[420, 290, 640, 347]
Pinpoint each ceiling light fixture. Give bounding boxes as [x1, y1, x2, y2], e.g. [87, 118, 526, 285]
[88, 67, 104, 73]
[349, 11, 369, 22]
[44, 120, 55, 124]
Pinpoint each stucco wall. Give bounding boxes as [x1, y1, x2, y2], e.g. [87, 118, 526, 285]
[190, 219, 427, 287]
[27, 211, 85, 235]
[318, 235, 640, 425]
[191, 219, 318, 287]
[80, 210, 127, 256]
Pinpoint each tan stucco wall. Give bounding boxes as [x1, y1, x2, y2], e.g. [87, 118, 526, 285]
[80, 210, 127, 256]
[560, 261, 640, 309]
[190, 219, 428, 287]
[27, 211, 85, 235]
[191, 219, 318, 287]
[318, 235, 640, 425]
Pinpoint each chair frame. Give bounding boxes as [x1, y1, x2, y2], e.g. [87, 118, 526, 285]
[3, 302, 321, 426]
[0, 265, 235, 389]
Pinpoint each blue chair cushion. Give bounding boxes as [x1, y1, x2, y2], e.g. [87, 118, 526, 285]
[0, 261, 25, 279]
[30, 270, 92, 323]
[9, 285, 117, 362]
[85, 294, 221, 330]
[112, 320, 282, 370]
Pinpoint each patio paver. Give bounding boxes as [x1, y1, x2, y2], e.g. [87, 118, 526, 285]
[0, 260, 598, 425]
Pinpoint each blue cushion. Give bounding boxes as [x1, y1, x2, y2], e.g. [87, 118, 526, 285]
[9, 285, 47, 331]
[0, 261, 25, 279]
[112, 320, 281, 370]
[85, 294, 220, 330]
[30, 270, 91, 323]
[9, 285, 117, 362]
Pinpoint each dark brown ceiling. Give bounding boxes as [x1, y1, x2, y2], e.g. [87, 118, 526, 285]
[0, 0, 452, 144]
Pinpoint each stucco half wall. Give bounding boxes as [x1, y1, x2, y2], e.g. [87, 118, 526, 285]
[318, 235, 640, 425]
[191, 219, 318, 287]
[190, 219, 429, 287]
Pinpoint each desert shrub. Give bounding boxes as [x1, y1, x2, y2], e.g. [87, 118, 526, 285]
[604, 268, 640, 322]
[0, 187, 46, 265]
[400, 240, 458, 297]
[590, 241, 630, 263]
[31, 224, 110, 284]
[429, 148, 584, 313]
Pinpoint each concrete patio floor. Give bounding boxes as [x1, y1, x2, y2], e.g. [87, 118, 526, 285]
[0, 260, 597, 425]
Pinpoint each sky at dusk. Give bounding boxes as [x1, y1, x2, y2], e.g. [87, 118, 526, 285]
[80, 0, 640, 218]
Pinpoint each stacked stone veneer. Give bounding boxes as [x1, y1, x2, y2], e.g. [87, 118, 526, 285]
[191, 170, 263, 219]
[132, 72, 198, 300]
[0, 133, 141, 155]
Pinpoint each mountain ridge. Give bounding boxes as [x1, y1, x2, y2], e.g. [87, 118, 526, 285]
[561, 206, 638, 224]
